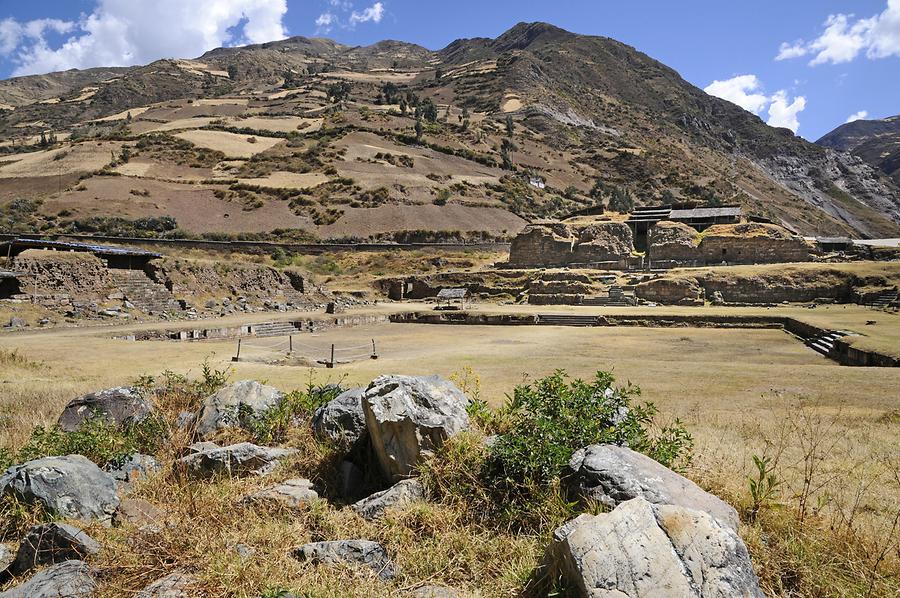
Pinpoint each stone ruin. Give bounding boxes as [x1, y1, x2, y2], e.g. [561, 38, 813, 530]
[508, 222, 634, 268]
[508, 218, 814, 269]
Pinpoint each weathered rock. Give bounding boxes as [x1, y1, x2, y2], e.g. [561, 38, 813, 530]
[9, 523, 100, 575]
[0, 544, 13, 572]
[135, 572, 199, 598]
[0, 560, 96, 598]
[7, 317, 26, 329]
[352, 479, 424, 520]
[195, 380, 284, 438]
[176, 442, 297, 479]
[184, 441, 219, 455]
[362, 375, 470, 482]
[57, 387, 154, 433]
[566, 445, 739, 530]
[0, 455, 119, 523]
[411, 586, 459, 598]
[105, 453, 160, 485]
[311, 388, 367, 444]
[546, 498, 762, 597]
[242, 478, 319, 508]
[114, 498, 166, 529]
[292, 539, 396, 580]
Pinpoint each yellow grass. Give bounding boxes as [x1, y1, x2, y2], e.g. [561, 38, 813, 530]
[92, 106, 152, 122]
[227, 116, 322, 134]
[173, 130, 283, 159]
[238, 171, 331, 190]
[0, 141, 123, 178]
[140, 117, 219, 134]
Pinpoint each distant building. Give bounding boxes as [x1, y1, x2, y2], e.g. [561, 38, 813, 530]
[667, 206, 742, 231]
[528, 176, 546, 189]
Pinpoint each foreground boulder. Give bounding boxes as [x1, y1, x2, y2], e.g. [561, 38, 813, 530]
[546, 497, 762, 597]
[566, 444, 739, 530]
[0, 560, 96, 598]
[176, 442, 297, 479]
[242, 478, 319, 508]
[57, 387, 154, 433]
[195, 380, 284, 438]
[0, 544, 12, 572]
[105, 453, 160, 486]
[9, 523, 100, 576]
[113, 498, 166, 530]
[352, 479, 424, 520]
[362, 375, 470, 482]
[135, 572, 199, 597]
[292, 539, 396, 580]
[0, 455, 119, 523]
[312, 388, 367, 445]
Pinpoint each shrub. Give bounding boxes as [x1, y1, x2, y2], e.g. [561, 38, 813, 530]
[244, 381, 345, 445]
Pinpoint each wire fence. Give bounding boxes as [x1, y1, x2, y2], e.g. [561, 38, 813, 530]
[232, 335, 378, 367]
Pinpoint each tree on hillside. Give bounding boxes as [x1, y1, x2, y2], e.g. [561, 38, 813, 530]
[609, 186, 635, 213]
[500, 138, 517, 170]
[435, 68, 443, 80]
[418, 98, 438, 122]
[399, 98, 408, 115]
[506, 114, 514, 137]
[227, 64, 238, 80]
[326, 81, 351, 103]
[415, 118, 424, 142]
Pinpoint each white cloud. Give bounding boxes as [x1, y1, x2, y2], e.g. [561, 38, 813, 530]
[315, 12, 336, 34]
[703, 74, 770, 114]
[704, 74, 806, 133]
[349, 2, 384, 26]
[766, 91, 806, 132]
[846, 110, 869, 123]
[3, 0, 288, 77]
[776, 0, 900, 65]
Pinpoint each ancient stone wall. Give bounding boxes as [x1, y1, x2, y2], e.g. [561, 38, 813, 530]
[698, 223, 813, 265]
[634, 278, 703, 305]
[647, 221, 699, 263]
[12, 250, 111, 297]
[508, 222, 633, 267]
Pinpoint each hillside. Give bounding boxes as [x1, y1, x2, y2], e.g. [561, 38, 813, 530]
[817, 115, 900, 187]
[0, 22, 898, 241]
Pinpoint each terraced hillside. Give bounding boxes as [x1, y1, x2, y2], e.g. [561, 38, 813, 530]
[1, 22, 898, 241]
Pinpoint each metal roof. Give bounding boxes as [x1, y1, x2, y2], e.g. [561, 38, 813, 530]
[815, 237, 853, 245]
[437, 288, 468, 299]
[0, 238, 161, 258]
[668, 207, 742, 220]
[0, 270, 26, 279]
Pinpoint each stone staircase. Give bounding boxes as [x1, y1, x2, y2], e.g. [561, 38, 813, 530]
[582, 286, 634, 307]
[250, 321, 301, 337]
[805, 330, 850, 358]
[108, 269, 181, 314]
[868, 289, 899, 308]
[537, 314, 601, 326]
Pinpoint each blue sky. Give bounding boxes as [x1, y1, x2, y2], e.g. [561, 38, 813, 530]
[1, 0, 898, 140]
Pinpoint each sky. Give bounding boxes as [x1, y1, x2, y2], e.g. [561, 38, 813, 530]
[0, 0, 898, 140]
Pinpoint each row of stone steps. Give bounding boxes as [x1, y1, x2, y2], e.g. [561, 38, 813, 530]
[250, 321, 301, 337]
[581, 298, 633, 307]
[107, 269, 181, 314]
[805, 330, 850, 357]
[536, 314, 601, 327]
[868, 290, 898, 308]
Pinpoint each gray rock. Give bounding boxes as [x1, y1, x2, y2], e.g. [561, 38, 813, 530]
[135, 572, 199, 597]
[0, 560, 96, 598]
[113, 498, 166, 530]
[9, 523, 100, 575]
[105, 453, 160, 485]
[546, 497, 762, 598]
[311, 388, 367, 445]
[411, 586, 459, 598]
[57, 387, 154, 433]
[566, 444, 739, 530]
[6, 317, 26, 329]
[184, 441, 219, 455]
[0, 455, 119, 523]
[362, 375, 470, 482]
[176, 442, 297, 479]
[0, 543, 13, 572]
[242, 478, 319, 508]
[352, 479, 424, 520]
[195, 380, 284, 438]
[292, 539, 395, 580]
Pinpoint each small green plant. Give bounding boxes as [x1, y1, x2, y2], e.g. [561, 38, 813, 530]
[245, 374, 346, 444]
[747, 453, 782, 522]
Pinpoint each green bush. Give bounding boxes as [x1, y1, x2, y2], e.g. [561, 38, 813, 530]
[244, 382, 345, 445]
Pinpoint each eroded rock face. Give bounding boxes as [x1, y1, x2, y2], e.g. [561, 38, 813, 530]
[57, 387, 154, 433]
[0, 560, 96, 598]
[176, 442, 297, 479]
[242, 478, 319, 508]
[546, 498, 762, 598]
[9, 523, 100, 575]
[352, 479, 424, 521]
[292, 539, 396, 580]
[0, 455, 119, 523]
[135, 572, 199, 598]
[105, 453, 160, 486]
[195, 380, 284, 438]
[311, 388, 367, 445]
[566, 445, 739, 530]
[362, 375, 470, 482]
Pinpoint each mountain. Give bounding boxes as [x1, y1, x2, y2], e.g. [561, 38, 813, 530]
[0, 22, 898, 241]
[817, 115, 900, 188]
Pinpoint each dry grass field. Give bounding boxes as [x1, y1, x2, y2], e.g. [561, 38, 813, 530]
[0, 302, 898, 594]
[173, 130, 283, 158]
